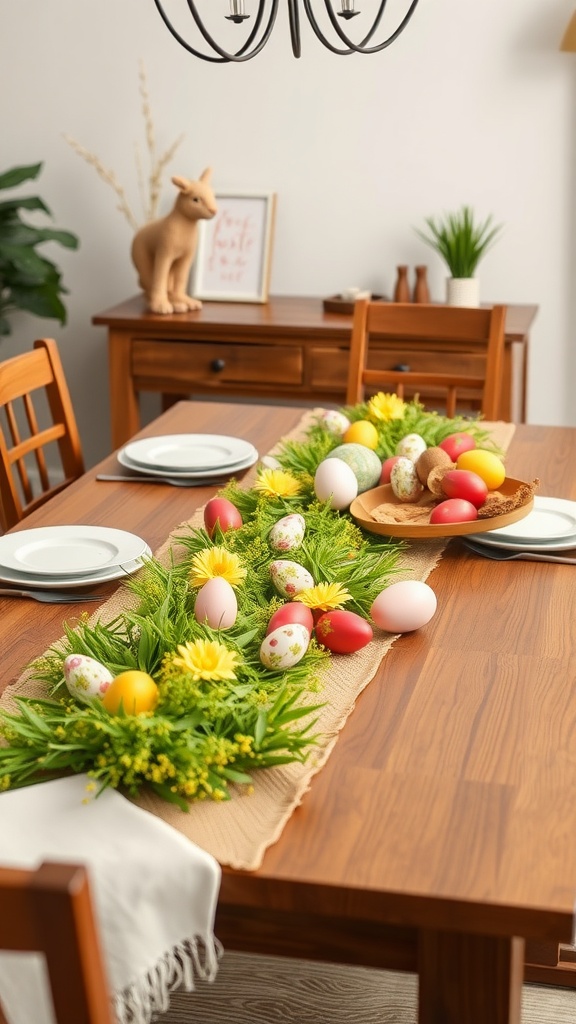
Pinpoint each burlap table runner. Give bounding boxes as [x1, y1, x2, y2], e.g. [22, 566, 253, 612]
[1, 414, 516, 871]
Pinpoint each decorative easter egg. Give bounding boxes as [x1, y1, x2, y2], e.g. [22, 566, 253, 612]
[380, 455, 401, 484]
[260, 454, 282, 470]
[390, 457, 424, 502]
[260, 623, 310, 671]
[314, 458, 358, 510]
[194, 577, 238, 629]
[343, 419, 379, 450]
[204, 497, 243, 538]
[315, 609, 373, 654]
[270, 560, 314, 598]
[327, 443, 382, 492]
[63, 654, 113, 704]
[266, 602, 315, 636]
[269, 513, 306, 552]
[102, 670, 159, 716]
[321, 409, 350, 435]
[395, 433, 427, 463]
[371, 581, 437, 633]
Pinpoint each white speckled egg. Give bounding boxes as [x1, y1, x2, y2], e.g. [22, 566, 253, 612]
[390, 457, 424, 503]
[63, 654, 113, 704]
[194, 577, 238, 629]
[314, 458, 358, 510]
[321, 409, 351, 436]
[260, 623, 310, 671]
[371, 581, 437, 633]
[270, 559, 314, 598]
[395, 433, 428, 463]
[269, 513, 306, 552]
[260, 454, 282, 470]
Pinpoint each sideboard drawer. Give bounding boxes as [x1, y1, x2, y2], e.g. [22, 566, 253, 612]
[310, 346, 486, 390]
[132, 340, 303, 389]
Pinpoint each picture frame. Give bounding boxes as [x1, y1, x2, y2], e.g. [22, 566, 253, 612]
[191, 191, 277, 303]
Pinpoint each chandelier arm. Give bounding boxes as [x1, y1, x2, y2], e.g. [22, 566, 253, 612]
[323, 0, 389, 47]
[152, 0, 229, 61]
[185, 0, 277, 60]
[152, 0, 279, 63]
[303, 0, 420, 55]
[288, 0, 302, 57]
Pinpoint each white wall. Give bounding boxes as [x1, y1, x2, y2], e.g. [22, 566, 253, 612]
[1, 0, 575, 466]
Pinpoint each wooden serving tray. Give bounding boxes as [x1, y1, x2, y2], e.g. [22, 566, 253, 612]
[323, 294, 387, 315]
[350, 477, 534, 539]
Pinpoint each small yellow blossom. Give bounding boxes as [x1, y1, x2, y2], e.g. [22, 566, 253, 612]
[254, 468, 301, 498]
[170, 639, 241, 682]
[296, 581, 351, 611]
[368, 391, 406, 422]
[190, 546, 246, 587]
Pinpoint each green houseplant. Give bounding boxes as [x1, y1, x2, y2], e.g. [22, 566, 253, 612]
[0, 162, 79, 337]
[415, 205, 502, 306]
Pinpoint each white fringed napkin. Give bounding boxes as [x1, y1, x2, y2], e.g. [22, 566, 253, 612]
[0, 775, 222, 1024]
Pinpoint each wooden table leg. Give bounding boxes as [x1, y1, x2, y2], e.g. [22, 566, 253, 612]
[418, 931, 524, 1024]
[107, 329, 140, 449]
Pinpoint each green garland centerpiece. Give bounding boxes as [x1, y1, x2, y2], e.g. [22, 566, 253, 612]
[0, 396, 498, 807]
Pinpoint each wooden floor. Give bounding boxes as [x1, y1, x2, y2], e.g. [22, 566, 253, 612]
[162, 952, 575, 1024]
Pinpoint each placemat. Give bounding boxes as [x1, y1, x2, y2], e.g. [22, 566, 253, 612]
[1, 414, 516, 871]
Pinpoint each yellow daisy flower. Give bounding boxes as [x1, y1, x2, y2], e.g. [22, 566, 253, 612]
[254, 468, 301, 498]
[296, 581, 351, 611]
[190, 546, 246, 587]
[170, 639, 240, 682]
[368, 392, 406, 422]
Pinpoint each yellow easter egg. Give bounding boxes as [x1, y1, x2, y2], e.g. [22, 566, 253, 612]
[456, 449, 505, 490]
[343, 420, 379, 450]
[102, 670, 159, 715]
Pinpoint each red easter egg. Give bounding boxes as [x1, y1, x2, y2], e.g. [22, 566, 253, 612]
[266, 603, 314, 635]
[315, 609, 373, 654]
[204, 497, 243, 538]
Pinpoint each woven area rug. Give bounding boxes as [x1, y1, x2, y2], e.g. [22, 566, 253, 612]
[1, 415, 517, 871]
[161, 952, 573, 1024]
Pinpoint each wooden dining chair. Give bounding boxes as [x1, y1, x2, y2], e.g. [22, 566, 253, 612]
[345, 300, 507, 420]
[0, 861, 113, 1024]
[0, 338, 84, 532]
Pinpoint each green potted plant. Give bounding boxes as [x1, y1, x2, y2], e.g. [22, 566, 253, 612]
[415, 205, 502, 307]
[0, 162, 79, 337]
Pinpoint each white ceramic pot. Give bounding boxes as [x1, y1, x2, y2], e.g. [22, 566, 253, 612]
[446, 277, 480, 307]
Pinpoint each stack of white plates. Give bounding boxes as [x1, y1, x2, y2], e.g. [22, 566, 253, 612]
[117, 434, 258, 480]
[0, 526, 151, 590]
[466, 496, 576, 553]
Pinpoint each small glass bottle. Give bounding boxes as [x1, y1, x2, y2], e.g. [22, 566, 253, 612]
[413, 265, 430, 303]
[393, 265, 410, 303]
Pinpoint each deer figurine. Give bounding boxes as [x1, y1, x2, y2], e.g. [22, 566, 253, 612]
[131, 168, 217, 314]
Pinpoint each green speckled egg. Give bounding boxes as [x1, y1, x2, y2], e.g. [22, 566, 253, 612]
[327, 443, 382, 493]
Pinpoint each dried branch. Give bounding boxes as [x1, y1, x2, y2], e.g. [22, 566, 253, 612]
[63, 60, 185, 230]
[62, 135, 139, 232]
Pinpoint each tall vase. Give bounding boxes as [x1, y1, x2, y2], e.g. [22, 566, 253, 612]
[446, 277, 480, 307]
[393, 265, 411, 303]
[412, 265, 430, 303]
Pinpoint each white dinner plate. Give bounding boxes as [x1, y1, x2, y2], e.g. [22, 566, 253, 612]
[466, 497, 576, 551]
[117, 447, 258, 479]
[0, 546, 152, 589]
[0, 526, 149, 577]
[121, 434, 256, 472]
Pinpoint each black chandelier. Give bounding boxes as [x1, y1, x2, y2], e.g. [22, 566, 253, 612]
[152, 0, 421, 62]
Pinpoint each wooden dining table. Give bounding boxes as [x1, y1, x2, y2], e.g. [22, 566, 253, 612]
[1, 399, 576, 1024]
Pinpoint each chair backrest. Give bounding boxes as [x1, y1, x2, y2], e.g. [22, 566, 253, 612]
[0, 861, 113, 1024]
[0, 338, 84, 532]
[345, 301, 507, 420]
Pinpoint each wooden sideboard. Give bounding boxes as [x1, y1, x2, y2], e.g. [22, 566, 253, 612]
[93, 295, 538, 449]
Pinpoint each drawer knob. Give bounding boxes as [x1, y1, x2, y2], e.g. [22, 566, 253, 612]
[392, 363, 410, 372]
[211, 358, 226, 372]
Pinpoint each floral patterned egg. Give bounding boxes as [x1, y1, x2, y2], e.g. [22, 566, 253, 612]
[321, 409, 350, 436]
[260, 623, 310, 671]
[269, 513, 306, 552]
[395, 433, 427, 463]
[270, 559, 314, 598]
[63, 654, 113, 704]
[390, 456, 424, 503]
